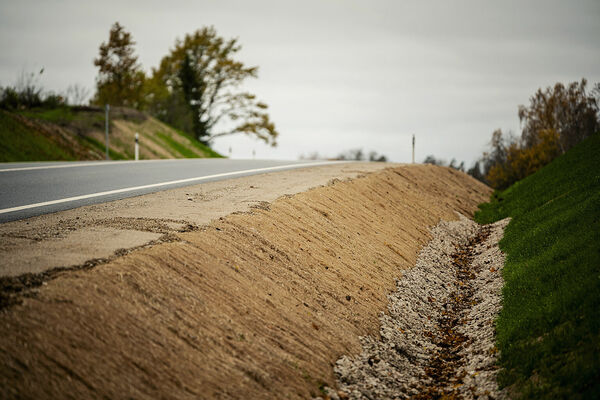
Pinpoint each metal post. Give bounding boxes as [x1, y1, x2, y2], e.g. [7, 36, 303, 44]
[105, 104, 110, 160]
[135, 132, 139, 161]
[412, 134, 415, 164]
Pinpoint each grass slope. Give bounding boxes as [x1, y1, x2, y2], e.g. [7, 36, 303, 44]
[475, 134, 600, 398]
[1, 106, 222, 161]
[170, 127, 223, 158]
[0, 111, 77, 161]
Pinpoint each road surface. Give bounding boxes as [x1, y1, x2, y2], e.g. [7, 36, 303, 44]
[0, 159, 340, 223]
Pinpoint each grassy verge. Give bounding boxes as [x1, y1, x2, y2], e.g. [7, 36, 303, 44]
[189, 138, 224, 158]
[81, 135, 127, 160]
[155, 131, 199, 158]
[3, 106, 223, 161]
[171, 128, 224, 158]
[0, 111, 76, 161]
[475, 134, 600, 398]
[18, 106, 76, 124]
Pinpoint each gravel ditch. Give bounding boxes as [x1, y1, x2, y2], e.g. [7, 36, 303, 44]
[321, 215, 510, 400]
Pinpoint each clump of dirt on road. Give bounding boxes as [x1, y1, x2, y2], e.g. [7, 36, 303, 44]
[0, 165, 491, 399]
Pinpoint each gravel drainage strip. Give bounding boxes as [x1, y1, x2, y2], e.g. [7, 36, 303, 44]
[321, 215, 510, 400]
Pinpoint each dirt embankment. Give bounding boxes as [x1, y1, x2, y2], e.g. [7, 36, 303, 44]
[0, 165, 491, 399]
[0, 163, 392, 278]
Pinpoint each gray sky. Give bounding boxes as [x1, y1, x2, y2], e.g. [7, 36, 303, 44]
[1, 0, 599, 164]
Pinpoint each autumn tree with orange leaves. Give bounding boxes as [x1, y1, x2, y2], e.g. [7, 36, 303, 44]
[481, 80, 599, 189]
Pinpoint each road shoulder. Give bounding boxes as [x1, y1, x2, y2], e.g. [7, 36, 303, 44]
[0, 162, 394, 277]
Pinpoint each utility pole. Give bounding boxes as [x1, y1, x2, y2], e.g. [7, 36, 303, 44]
[412, 134, 415, 164]
[105, 104, 110, 160]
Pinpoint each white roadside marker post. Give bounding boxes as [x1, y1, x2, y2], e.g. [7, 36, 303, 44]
[105, 104, 110, 160]
[135, 133, 139, 161]
[412, 134, 415, 164]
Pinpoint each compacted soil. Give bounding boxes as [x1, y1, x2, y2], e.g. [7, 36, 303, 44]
[0, 165, 491, 399]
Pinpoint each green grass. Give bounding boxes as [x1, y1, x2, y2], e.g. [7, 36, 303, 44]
[81, 135, 127, 160]
[155, 131, 199, 158]
[18, 106, 76, 124]
[3, 106, 223, 161]
[19, 106, 105, 132]
[0, 111, 76, 161]
[189, 138, 224, 158]
[171, 128, 224, 158]
[475, 133, 600, 399]
[156, 130, 224, 158]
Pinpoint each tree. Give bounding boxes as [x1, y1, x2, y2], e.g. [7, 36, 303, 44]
[423, 155, 465, 171]
[337, 148, 365, 161]
[519, 79, 599, 154]
[147, 26, 278, 145]
[1, 68, 66, 110]
[484, 129, 561, 190]
[368, 151, 387, 162]
[467, 161, 485, 182]
[178, 53, 203, 138]
[479, 80, 600, 189]
[15, 68, 44, 108]
[423, 155, 445, 165]
[93, 22, 145, 108]
[448, 158, 464, 172]
[66, 84, 90, 106]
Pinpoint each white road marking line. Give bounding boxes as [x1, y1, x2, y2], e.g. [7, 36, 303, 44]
[0, 161, 342, 215]
[0, 159, 182, 173]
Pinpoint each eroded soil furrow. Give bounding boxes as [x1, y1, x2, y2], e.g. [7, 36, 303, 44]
[414, 228, 490, 399]
[328, 216, 509, 400]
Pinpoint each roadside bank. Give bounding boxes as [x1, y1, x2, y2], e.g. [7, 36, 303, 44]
[0, 165, 491, 399]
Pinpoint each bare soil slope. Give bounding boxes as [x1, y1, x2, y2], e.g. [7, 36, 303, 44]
[0, 165, 491, 399]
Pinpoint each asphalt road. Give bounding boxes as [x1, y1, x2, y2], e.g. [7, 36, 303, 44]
[0, 159, 340, 223]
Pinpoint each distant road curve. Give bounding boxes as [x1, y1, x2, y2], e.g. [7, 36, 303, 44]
[0, 159, 344, 223]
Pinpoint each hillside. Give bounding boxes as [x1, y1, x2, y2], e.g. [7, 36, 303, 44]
[476, 133, 600, 398]
[0, 106, 222, 162]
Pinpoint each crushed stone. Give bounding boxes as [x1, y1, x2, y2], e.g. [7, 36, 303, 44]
[320, 215, 510, 399]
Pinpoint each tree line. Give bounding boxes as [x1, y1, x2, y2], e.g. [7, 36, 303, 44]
[3, 22, 598, 173]
[0, 22, 278, 149]
[426, 79, 600, 189]
[300, 148, 388, 162]
[92, 23, 278, 147]
[0, 69, 90, 109]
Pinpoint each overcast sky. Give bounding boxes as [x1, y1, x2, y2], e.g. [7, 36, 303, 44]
[1, 0, 599, 164]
